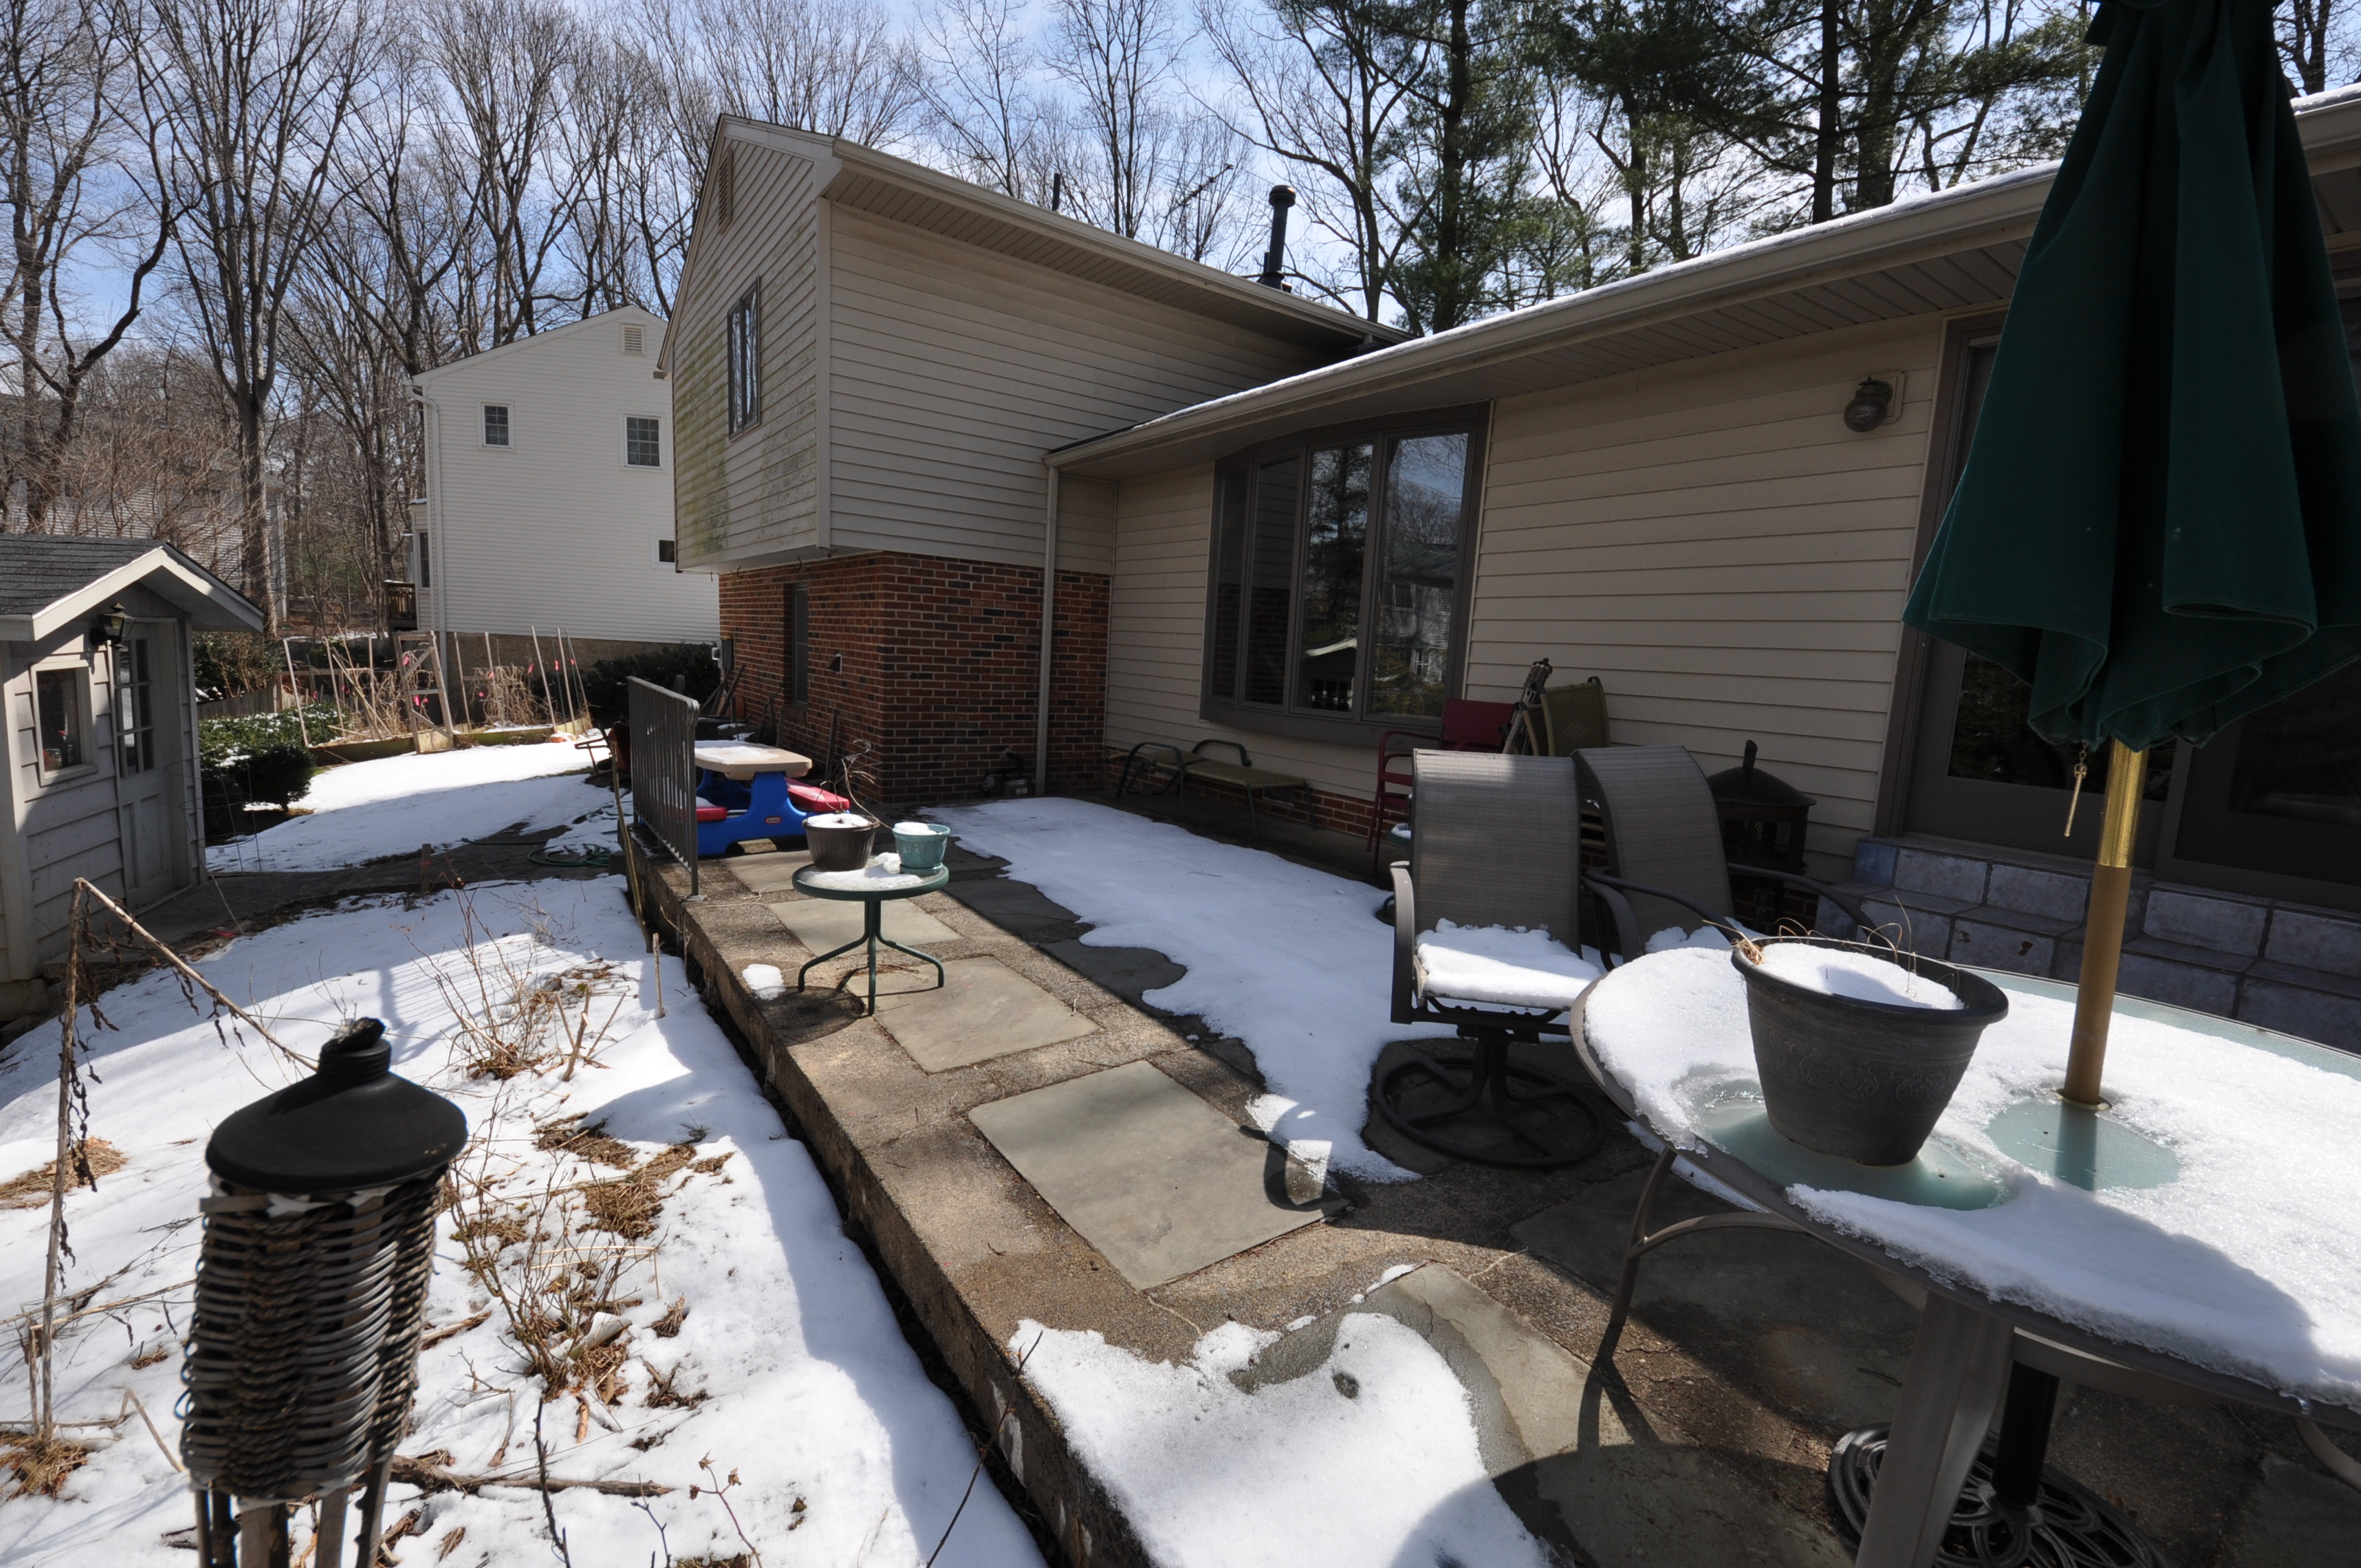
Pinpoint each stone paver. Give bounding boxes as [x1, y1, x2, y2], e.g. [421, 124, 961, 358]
[877, 955, 1098, 1071]
[764, 892, 960, 950]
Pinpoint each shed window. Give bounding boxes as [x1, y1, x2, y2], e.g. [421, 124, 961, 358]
[117, 637, 156, 777]
[1205, 418, 1480, 730]
[483, 404, 510, 446]
[728, 285, 761, 435]
[36, 668, 86, 774]
[626, 415, 662, 468]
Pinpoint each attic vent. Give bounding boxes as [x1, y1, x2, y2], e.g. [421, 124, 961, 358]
[623, 324, 645, 355]
[714, 144, 736, 230]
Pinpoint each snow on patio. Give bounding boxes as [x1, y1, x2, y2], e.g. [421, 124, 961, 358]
[205, 741, 609, 874]
[0, 879, 1040, 1568]
[935, 797, 1453, 1182]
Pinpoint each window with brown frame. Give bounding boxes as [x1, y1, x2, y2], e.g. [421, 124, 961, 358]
[1203, 412, 1484, 738]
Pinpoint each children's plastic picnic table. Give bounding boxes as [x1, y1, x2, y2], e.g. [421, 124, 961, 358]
[692, 742, 838, 856]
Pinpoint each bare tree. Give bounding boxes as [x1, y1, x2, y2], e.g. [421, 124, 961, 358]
[1, 0, 175, 531]
[141, 0, 375, 625]
[1048, 0, 1182, 238]
[1200, 0, 1424, 318]
[920, 0, 1070, 201]
[686, 0, 925, 146]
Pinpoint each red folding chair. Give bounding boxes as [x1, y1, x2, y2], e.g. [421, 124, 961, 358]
[1368, 699, 1516, 869]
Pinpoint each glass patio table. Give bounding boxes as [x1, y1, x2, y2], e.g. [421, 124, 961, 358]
[1572, 948, 2361, 1568]
[791, 856, 949, 1015]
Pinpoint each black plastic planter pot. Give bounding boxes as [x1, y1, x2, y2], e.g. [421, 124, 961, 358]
[1733, 937, 2009, 1166]
[804, 816, 877, 872]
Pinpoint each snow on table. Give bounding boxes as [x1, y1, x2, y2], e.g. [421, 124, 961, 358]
[1014, 1297, 1553, 1568]
[0, 880, 1040, 1568]
[796, 855, 936, 894]
[1586, 945, 2361, 1409]
[206, 741, 606, 873]
[935, 798, 1456, 1180]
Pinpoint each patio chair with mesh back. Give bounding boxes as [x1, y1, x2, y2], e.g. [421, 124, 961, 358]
[1376, 751, 1610, 1169]
[1574, 746, 1871, 961]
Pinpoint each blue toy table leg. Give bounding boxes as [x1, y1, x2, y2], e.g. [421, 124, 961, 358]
[696, 769, 816, 856]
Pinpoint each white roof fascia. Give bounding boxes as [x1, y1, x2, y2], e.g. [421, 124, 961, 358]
[413, 304, 667, 389]
[0, 548, 267, 641]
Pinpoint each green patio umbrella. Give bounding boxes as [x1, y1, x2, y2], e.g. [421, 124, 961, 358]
[1902, 0, 2361, 1101]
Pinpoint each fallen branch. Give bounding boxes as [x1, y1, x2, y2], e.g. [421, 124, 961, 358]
[70, 879, 311, 1070]
[418, 1310, 491, 1350]
[391, 1452, 670, 1498]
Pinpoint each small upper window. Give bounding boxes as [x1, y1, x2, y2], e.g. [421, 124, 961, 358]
[36, 668, 86, 774]
[626, 415, 662, 468]
[483, 404, 510, 447]
[728, 285, 761, 436]
[623, 323, 645, 355]
[654, 537, 678, 565]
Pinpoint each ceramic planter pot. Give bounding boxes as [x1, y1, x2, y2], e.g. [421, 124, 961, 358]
[1733, 937, 2009, 1166]
[892, 821, 952, 872]
[803, 814, 877, 872]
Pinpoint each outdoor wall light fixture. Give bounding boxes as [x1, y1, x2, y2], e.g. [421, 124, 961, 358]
[90, 602, 128, 645]
[1843, 378, 1896, 432]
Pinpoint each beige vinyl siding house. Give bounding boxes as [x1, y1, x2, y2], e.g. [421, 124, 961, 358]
[413, 306, 717, 651]
[0, 539, 264, 1020]
[660, 117, 1399, 802]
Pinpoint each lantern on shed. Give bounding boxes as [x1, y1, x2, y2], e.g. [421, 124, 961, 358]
[181, 1018, 467, 1568]
[1705, 741, 1818, 928]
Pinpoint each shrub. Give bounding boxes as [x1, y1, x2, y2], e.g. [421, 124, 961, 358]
[200, 705, 342, 758]
[192, 631, 283, 700]
[578, 644, 719, 726]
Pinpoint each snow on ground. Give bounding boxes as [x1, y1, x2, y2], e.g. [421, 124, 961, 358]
[0, 879, 1041, 1568]
[935, 798, 1451, 1181]
[1588, 945, 2361, 1409]
[1015, 1310, 1552, 1568]
[206, 742, 609, 873]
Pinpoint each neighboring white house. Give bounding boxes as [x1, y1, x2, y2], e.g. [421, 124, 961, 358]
[410, 307, 718, 652]
[1, 537, 266, 1021]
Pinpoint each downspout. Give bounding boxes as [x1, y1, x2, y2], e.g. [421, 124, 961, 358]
[1033, 462, 1059, 796]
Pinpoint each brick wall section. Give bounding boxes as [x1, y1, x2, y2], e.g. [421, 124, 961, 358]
[718, 551, 1109, 805]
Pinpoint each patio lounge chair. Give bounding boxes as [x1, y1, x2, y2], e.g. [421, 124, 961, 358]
[1375, 750, 1609, 1169]
[1366, 698, 1517, 871]
[1114, 739, 1310, 838]
[1575, 746, 1870, 960]
[1510, 675, 1610, 756]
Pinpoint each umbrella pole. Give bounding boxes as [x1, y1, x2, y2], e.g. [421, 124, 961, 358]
[2063, 741, 2148, 1106]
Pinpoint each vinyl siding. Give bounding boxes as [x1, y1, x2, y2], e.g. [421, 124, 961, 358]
[1098, 319, 1949, 872]
[6, 636, 123, 977]
[675, 139, 826, 568]
[424, 305, 717, 644]
[1466, 321, 1946, 878]
[824, 208, 1335, 570]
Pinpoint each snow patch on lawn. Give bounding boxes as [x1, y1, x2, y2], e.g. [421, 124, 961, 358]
[206, 742, 605, 872]
[936, 798, 1448, 1180]
[1014, 1310, 1552, 1568]
[0, 880, 1040, 1568]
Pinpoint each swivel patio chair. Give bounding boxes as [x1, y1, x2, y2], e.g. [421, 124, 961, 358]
[1374, 750, 1609, 1169]
[1575, 745, 1871, 962]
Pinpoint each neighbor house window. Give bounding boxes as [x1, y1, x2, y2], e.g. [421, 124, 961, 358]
[483, 404, 510, 446]
[36, 668, 87, 774]
[653, 537, 677, 565]
[416, 529, 432, 589]
[728, 285, 761, 435]
[625, 415, 662, 468]
[1205, 416, 1481, 729]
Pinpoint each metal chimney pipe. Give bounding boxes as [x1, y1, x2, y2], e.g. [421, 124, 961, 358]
[1257, 185, 1296, 290]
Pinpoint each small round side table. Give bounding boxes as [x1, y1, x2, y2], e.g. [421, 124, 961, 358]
[790, 858, 951, 1015]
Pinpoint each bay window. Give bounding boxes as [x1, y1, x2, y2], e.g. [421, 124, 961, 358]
[1204, 412, 1482, 736]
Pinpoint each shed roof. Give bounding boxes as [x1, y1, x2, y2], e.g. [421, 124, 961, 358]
[0, 537, 266, 640]
[1049, 85, 2361, 479]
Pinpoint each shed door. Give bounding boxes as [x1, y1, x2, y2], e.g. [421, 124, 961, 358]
[115, 628, 181, 907]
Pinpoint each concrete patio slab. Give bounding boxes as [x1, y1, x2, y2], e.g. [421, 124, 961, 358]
[1249, 1265, 1849, 1567]
[765, 893, 959, 950]
[875, 955, 1099, 1071]
[968, 1059, 1325, 1288]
